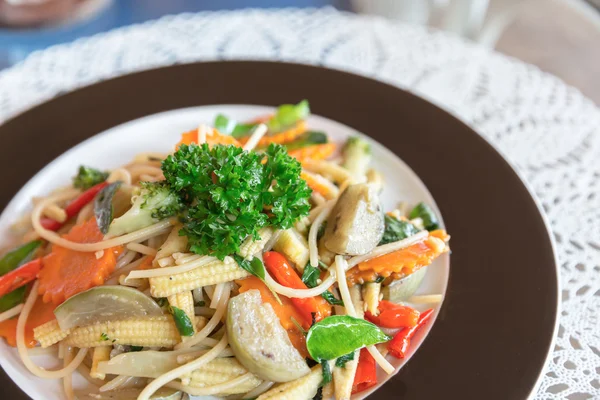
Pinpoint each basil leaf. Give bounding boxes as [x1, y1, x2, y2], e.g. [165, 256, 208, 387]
[0, 240, 42, 276]
[321, 291, 343, 306]
[301, 264, 320, 288]
[408, 202, 440, 231]
[302, 264, 343, 306]
[94, 182, 122, 234]
[335, 351, 355, 368]
[379, 215, 419, 245]
[320, 360, 332, 387]
[233, 255, 265, 280]
[171, 306, 194, 336]
[306, 316, 391, 361]
[214, 114, 257, 139]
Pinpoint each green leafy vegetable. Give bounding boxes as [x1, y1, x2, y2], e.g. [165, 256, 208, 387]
[268, 100, 310, 133]
[302, 264, 343, 306]
[129, 346, 143, 352]
[379, 215, 420, 245]
[335, 352, 355, 368]
[320, 360, 332, 387]
[100, 332, 110, 341]
[409, 202, 440, 231]
[284, 131, 328, 151]
[233, 255, 265, 281]
[170, 306, 194, 336]
[0, 240, 42, 312]
[94, 182, 121, 235]
[162, 143, 310, 259]
[306, 316, 390, 361]
[214, 114, 257, 139]
[73, 166, 109, 190]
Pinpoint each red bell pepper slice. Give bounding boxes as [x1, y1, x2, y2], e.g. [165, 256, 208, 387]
[40, 182, 109, 231]
[365, 300, 420, 328]
[351, 348, 378, 394]
[0, 258, 42, 298]
[263, 251, 331, 329]
[388, 308, 435, 359]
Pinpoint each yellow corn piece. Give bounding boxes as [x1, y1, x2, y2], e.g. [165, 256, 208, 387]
[90, 347, 112, 380]
[64, 316, 180, 348]
[350, 285, 365, 319]
[187, 358, 262, 395]
[238, 227, 274, 258]
[289, 143, 336, 162]
[149, 258, 249, 298]
[257, 365, 322, 400]
[239, 120, 307, 147]
[154, 224, 188, 266]
[34, 320, 70, 348]
[273, 229, 309, 272]
[333, 351, 359, 400]
[362, 282, 381, 316]
[168, 291, 196, 336]
[301, 159, 352, 184]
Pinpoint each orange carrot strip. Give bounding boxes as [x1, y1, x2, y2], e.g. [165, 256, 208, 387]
[289, 143, 336, 162]
[239, 121, 307, 147]
[37, 219, 124, 305]
[300, 171, 335, 198]
[0, 292, 57, 348]
[176, 129, 242, 149]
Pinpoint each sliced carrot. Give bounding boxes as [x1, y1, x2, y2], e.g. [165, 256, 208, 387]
[289, 143, 336, 162]
[137, 256, 155, 270]
[239, 120, 307, 147]
[237, 276, 308, 358]
[300, 171, 337, 199]
[37, 219, 124, 305]
[347, 230, 449, 286]
[0, 292, 57, 348]
[176, 129, 242, 149]
[250, 114, 273, 124]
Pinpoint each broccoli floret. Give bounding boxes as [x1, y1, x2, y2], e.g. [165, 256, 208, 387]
[73, 166, 108, 190]
[106, 181, 182, 237]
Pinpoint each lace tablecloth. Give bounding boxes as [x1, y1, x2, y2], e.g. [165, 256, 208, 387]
[0, 8, 598, 399]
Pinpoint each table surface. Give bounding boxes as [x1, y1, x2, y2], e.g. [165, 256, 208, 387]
[0, 7, 598, 400]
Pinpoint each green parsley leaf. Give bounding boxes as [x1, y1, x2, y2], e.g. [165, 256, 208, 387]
[233, 255, 265, 280]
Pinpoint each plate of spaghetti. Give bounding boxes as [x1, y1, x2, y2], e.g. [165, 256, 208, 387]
[0, 62, 558, 400]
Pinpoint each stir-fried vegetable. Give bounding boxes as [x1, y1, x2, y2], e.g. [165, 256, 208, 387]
[301, 263, 343, 306]
[388, 308, 434, 358]
[409, 202, 440, 231]
[40, 182, 109, 231]
[351, 348, 377, 394]
[267, 100, 310, 133]
[161, 143, 310, 259]
[227, 290, 310, 382]
[0, 240, 42, 312]
[0, 258, 42, 298]
[379, 215, 420, 245]
[305, 315, 390, 361]
[214, 114, 258, 139]
[365, 301, 420, 328]
[94, 182, 122, 234]
[342, 136, 371, 181]
[284, 131, 328, 150]
[263, 251, 331, 328]
[73, 166, 108, 190]
[38, 218, 123, 304]
[0, 294, 57, 347]
[382, 266, 429, 303]
[170, 306, 194, 336]
[107, 181, 182, 237]
[53, 286, 163, 330]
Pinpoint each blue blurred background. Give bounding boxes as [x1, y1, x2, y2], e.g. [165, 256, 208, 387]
[0, 0, 350, 70]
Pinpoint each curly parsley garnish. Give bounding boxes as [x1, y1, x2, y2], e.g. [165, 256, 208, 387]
[162, 143, 311, 259]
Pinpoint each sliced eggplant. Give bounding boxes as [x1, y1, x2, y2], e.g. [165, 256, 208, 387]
[227, 290, 310, 382]
[323, 183, 384, 255]
[75, 388, 181, 400]
[97, 350, 179, 378]
[54, 286, 163, 331]
[382, 266, 428, 303]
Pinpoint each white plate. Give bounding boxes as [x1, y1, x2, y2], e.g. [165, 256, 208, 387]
[0, 105, 449, 400]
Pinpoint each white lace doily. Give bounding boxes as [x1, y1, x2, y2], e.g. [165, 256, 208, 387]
[0, 8, 598, 399]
